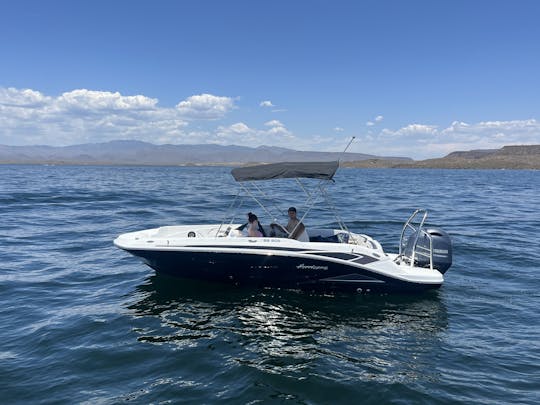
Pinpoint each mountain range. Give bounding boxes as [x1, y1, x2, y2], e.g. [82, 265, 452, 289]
[0, 141, 538, 169]
[0, 140, 411, 165]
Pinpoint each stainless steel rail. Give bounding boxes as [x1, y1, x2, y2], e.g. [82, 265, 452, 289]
[397, 209, 434, 270]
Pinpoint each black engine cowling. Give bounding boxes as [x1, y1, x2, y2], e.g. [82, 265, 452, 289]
[403, 228, 452, 274]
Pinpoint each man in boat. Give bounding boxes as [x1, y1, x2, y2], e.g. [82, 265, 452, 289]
[286, 207, 309, 242]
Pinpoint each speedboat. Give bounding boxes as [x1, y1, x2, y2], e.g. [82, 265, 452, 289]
[114, 161, 452, 293]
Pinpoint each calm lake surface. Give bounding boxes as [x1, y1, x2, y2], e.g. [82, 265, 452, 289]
[1, 165, 539, 404]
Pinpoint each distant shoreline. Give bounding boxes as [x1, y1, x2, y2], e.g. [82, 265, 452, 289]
[341, 159, 540, 170]
[1, 142, 538, 170]
[0, 161, 239, 167]
[1, 160, 538, 170]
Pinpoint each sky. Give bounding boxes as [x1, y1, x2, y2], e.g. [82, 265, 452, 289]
[1, 0, 539, 159]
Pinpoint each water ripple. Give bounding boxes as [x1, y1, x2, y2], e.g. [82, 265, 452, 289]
[1, 165, 539, 404]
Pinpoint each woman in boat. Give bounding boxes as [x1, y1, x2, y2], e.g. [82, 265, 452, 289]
[247, 212, 264, 237]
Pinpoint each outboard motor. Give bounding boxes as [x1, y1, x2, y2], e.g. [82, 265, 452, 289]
[403, 228, 452, 274]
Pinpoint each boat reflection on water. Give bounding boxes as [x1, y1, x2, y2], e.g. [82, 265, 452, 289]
[127, 274, 449, 383]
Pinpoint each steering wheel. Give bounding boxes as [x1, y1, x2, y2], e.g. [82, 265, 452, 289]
[270, 223, 290, 238]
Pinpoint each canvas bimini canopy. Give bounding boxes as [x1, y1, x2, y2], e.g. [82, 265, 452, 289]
[231, 161, 339, 182]
[221, 160, 349, 238]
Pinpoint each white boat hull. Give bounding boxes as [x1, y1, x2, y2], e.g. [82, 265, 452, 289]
[114, 224, 444, 293]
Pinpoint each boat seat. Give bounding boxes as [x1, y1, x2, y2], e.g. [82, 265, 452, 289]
[310, 234, 339, 243]
[295, 228, 310, 242]
[264, 223, 289, 238]
[309, 230, 349, 243]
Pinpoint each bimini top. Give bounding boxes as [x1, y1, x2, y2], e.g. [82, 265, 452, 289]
[231, 161, 339, 182]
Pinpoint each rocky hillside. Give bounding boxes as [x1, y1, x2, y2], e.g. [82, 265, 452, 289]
[402, 145, 540, 169]
[343, 145, 540, 170]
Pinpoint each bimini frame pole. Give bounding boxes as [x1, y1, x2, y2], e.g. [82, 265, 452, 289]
[288, 178, 333, 238]
[331, 136, 356, 235]
[216, 191, 245, 236]
[237, 181, 276, 221]
[251, 181, 283, 222]
[289, 134, 354, 237]
[340, 136, 356, 162]
[320, 185, 349, 233]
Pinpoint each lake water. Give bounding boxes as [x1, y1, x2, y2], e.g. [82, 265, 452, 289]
[1, 165, 539, 404]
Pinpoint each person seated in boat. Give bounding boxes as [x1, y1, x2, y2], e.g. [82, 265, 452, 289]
[286, 207, 309, 242]
[247, 212, 265, 237]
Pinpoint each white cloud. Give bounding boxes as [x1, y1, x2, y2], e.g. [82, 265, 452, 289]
[267, 125, 290, 136]
[222, 122, 251, 134]
[395, 124, 438, 136]
[261, 100, 287, 113]
[355, 119, 540, 159]
[0, 87, 51, 107]
[1, 87, 538, 158]
[0, 87, 240, 145]
[264, 120, 284, 127]
[57, 89, 158, 111]
[176, 93, 235, 119]
[0, 86, 294, 148]
[366, 115, 384, 127]
[216, 120, 293, 145]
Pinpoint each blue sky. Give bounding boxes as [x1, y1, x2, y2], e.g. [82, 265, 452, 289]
[1, 0, 539, 158]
